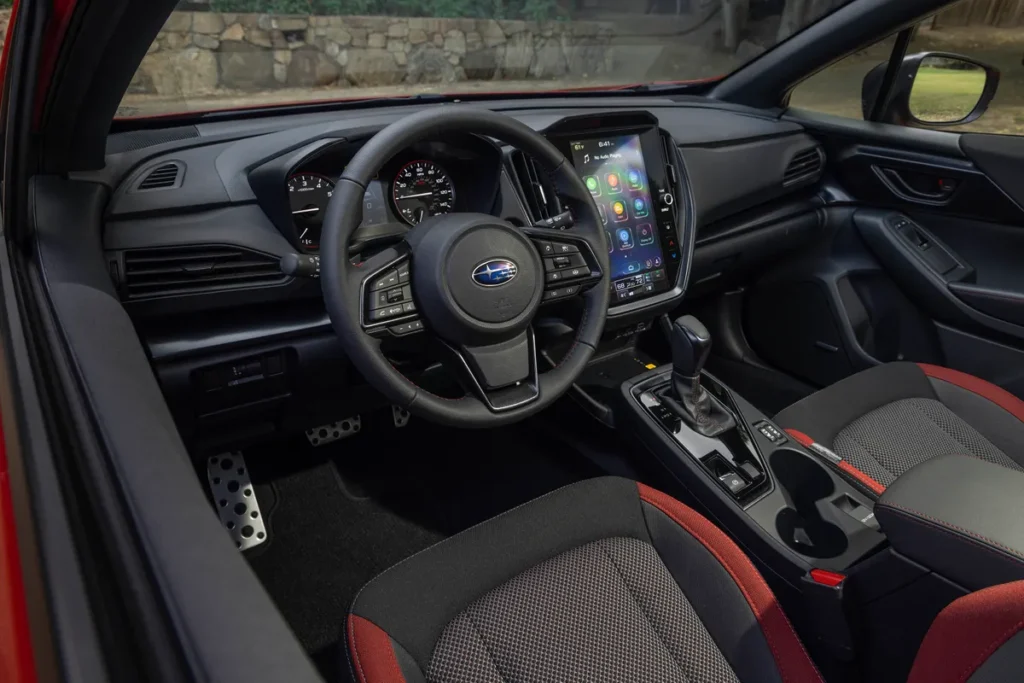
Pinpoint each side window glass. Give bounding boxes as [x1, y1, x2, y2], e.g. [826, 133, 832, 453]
[790, 0, 1023, 135]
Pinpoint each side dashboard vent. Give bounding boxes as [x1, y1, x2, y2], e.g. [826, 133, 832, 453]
[507, 150, 560, 222]
[134, 161, 185, 191]
[122, 245, 288, 299]
[783, 146, 825, 187]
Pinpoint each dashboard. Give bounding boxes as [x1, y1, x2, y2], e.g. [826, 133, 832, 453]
[97, 98, 825, 441]
[101, 99, 825, 363]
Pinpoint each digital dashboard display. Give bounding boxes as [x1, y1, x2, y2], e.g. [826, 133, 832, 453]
[569, 135, 668, 301]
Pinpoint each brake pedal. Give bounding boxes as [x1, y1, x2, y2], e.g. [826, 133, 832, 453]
[392, 406, 410, 428]
[305, 416, 361, 447]
[206, 452, 267, 551]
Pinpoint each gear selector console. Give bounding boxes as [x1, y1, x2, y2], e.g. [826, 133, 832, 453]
[620, 315, 886, 580]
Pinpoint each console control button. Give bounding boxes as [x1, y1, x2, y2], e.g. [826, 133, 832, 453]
[370, 270, 400, 291]
[661, 192, 675, 207]
[718, 472, 748, 495]
[756, 421, 786, 444]
[738, 461, 764, 483]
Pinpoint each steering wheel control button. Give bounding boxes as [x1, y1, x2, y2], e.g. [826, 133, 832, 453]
[546, 270, 563, 283]
[371, 304, 406, 321]
[402, 301, 416, 313]
[389, 319, 424, 336]
[371, 270, 400, 291]
[543, 284, 581, 301]
[397, 263, 410, 283]
[386, 287, 405, 304]
[536, 240, 555, 256]
[552, 242, 580, 255]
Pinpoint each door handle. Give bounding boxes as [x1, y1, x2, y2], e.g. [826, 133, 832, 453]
[873, 167, 958, 204]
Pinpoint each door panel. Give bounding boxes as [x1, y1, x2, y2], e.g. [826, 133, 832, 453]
[746, 115, 1024, 396]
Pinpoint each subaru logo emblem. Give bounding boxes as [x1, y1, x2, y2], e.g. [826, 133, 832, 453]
[472, 259, 518, 287]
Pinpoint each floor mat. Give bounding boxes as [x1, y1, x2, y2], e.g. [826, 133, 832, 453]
[706, 355, 816, 417]
[241, 417, 596, 682]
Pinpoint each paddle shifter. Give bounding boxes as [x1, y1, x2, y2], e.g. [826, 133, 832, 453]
[666, 315, 735, 437]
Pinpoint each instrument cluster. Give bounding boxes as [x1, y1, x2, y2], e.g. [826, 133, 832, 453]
[286, 136, 498, 253]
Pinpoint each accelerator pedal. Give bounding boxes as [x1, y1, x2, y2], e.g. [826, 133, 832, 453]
[206, 452, 267, 551]
[305, 416, 361, 447]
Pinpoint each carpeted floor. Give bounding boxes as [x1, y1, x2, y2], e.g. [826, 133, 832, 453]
[241, 417, 597, 682]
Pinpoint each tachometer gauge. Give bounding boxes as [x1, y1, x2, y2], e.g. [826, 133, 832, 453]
[287, 173, 334, 251]
[392, 160, 455, 225]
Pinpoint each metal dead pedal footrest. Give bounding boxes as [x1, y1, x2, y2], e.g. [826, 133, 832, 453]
[206, 452, 267, 551]
[392, 405, 411, 428]
[305, 416, 361, 447]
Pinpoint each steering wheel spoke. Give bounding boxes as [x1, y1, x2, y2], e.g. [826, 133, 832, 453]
[523, 226, 605, 304]
[437, 329, 540, 412]
[358, 243, 423, 336]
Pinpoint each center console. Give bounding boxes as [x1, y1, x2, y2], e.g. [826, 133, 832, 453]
[622, 317, 886, 580]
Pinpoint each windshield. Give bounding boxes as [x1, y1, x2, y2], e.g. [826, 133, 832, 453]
[119, 0, 854, 118]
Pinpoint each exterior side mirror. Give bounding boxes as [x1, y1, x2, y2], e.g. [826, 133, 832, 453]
[861, 52, 1000, 127]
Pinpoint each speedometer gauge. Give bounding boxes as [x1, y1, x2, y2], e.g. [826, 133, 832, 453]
[287, 173, 334, 251]
[392, 160, 455, 225]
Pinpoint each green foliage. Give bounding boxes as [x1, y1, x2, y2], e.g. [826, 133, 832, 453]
[206, 0, 564, 20]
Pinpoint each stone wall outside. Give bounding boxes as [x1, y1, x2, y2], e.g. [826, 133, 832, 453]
[130, 11, 617, 97]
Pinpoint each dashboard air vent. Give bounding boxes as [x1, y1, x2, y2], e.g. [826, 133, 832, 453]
[507, 150, 560, 222]
[122, 245, 288, 299]
[783, 146, 824, 187]
[135, 162, 184, 191]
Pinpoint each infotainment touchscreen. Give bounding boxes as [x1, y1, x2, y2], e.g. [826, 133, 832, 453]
[569, 134, 670, 302]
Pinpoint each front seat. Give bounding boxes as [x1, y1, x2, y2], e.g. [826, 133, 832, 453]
[774, 362, 1024, 497]
[344, 477, 1024, 683]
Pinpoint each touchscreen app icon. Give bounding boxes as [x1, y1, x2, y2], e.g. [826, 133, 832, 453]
[584, 176, 600, 196]
[605, 172, 622, 194]
[632, 197, 649, 218]
[638, 223, 655, 246]
[627, 168, 644, 190]
[616, 227, 634, 250]
[611, 200, 628, 222]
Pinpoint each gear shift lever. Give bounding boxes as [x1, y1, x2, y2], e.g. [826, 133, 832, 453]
[665, 315, 735, 437]
[671, 315, 713, 420]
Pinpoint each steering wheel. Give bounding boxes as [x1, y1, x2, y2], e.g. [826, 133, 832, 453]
[321, 107, 610, 427]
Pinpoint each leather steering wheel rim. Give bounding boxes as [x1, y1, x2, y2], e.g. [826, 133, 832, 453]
[321, 107, 610, 428]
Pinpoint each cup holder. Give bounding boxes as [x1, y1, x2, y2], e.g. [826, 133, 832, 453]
[770, 448, 849, 559]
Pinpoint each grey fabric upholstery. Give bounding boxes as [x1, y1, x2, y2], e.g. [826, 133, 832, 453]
[969, 631, 1024, 682]
[833, 397, 1024, 488]
[427, 537, 739, 683]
